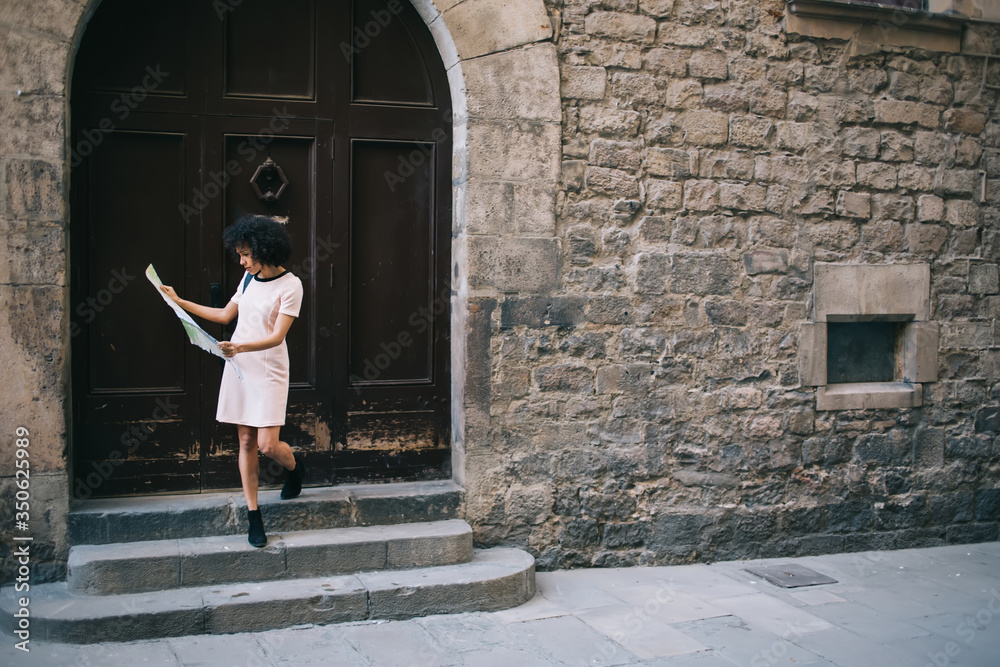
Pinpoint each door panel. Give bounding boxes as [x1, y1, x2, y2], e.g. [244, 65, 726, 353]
[224, 0, 317, 100]
[352, 0, 434, 106]
[349, 140, 434, 385]
[72, 0, 452, 496]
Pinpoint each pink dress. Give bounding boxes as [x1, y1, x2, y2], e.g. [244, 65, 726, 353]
[216, 270, 303, 428]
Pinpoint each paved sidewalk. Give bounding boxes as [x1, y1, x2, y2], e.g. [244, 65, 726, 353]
[3, 541, 998, 666]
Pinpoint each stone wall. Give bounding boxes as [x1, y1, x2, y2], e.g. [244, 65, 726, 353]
[465, 0, 1000, 568]
[0, 0, 80, 582]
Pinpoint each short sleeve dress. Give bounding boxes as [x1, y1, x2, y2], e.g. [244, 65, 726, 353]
[216, 270, 303, 428]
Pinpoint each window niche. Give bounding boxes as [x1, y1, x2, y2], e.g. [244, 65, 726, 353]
[800, 264, 938, 411]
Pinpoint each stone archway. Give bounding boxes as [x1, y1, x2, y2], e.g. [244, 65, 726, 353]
[0, 0, 560, 578]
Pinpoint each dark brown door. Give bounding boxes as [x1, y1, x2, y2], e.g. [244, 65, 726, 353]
[70, 0, 452, 497]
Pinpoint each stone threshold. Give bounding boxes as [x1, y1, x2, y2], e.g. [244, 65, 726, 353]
[68, 479, 465, 545]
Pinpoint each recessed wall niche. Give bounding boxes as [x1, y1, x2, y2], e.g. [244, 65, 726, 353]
[800, 264, 938, 410]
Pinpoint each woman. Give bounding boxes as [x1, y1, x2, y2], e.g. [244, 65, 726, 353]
[160, 214, 305, 547]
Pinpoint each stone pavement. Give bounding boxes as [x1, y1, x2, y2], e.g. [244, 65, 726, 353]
[3, 541, 998, 666]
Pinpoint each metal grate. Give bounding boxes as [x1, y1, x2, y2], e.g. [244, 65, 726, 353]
[744, 564, 839, 588]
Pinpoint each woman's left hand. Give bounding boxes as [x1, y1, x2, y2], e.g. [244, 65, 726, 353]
[218, 341, 240, 357]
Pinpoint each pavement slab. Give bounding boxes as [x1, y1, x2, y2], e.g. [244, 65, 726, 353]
[2, 541, 999, 667]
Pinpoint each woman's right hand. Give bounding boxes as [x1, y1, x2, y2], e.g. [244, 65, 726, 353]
[160, 285, 181, 303]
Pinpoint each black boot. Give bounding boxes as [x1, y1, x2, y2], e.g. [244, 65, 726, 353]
[247, 508, 267, 547]
[280, 454, 305, 500]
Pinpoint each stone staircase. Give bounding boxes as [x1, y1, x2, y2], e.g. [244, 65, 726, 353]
[0, 481, 536, 643]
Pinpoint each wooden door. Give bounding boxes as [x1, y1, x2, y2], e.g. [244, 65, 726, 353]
[70, 0, 452, 496]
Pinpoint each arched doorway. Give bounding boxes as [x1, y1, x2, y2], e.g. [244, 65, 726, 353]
[70, 0, 453, 496]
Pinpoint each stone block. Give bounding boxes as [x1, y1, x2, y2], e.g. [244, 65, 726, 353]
[917, 194, 944, 221]
[939, 169, 979, 197]
[898, 164, 935, 191]
[683, 179, 720, 211]
[907, 224, 948, 254]
[640, 0, 675, 17]
[879, 131, 914, 162]
[872, 194, 914, 221]
[874, 100, 941, 129]
[611, 71, 662, 105]
[596, 364, 652, 394]
[567, 224, 597, 266]
[467, 120, 560, 182]
[500, 296, 586, 328]
[719, 183, 766, 212]
[578, 106, 641, 137]
[664, 79, 703, 109]
[561, 66, 607, 100]
[463, 43, 560, 122]
[0, 24, 67, 96]
[699, 150, 754, 180]
[749, 85, 787, 118]
[467, 236, 560, 293]
[535, 364, 593, 392]
[0, 95, 64, 160]
[856, 162, 897, 190]
[635, 252, 668, 295]
[729, 115, 772, 148]
[743, 249, 788, 275]
[943, 108, 987, 135]
[969, 264, 1000, 295]
[836, 191, 871, 219]
[974, 406, 1000, 433]
[945, 199, 979, 228]
[642, 47, 688, 76]
[704, 300, 747, 326]
[587, 296, 633, 325]
[842, 127, 880, 159]
[702, 83, 749, 113]
[589, 139, 641, 171]
[585, 166, 639, 197]
[3, 158, 63, 221]
[975, 488, 1000, 521]
[644, 148, 696, 179]
[645, 179, 683, 212]
[585, 11, 657, 43]
[562, 160, 587, 193]
[591, 41, 642, 69]
[669, 253, 735, 295]
[687, 50, 728, 80]
[0, 286, 66, 474]
[798, 323, 826, 387]
[813, 263, 930, 322]
[444, 0, 552, 60]
[680, 110, 728, 146]
[0, 222, 65, 285]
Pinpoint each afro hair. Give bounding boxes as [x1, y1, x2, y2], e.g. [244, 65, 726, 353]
[223, 214, 293, 267]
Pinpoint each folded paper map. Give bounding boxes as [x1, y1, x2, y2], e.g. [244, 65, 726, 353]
[145, 264, 243, 380]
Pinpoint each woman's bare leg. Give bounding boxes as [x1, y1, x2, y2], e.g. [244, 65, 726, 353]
[256, 426, 296, 471]
[237, 425, 260, 510]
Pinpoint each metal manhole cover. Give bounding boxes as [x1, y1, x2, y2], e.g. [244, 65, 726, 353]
[743, 564, 838, 588]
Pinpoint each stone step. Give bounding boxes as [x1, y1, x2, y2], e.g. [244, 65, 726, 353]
[2, 548, 536, 644]
[68, 480, 463, 545]
[68, 520, 473, 595]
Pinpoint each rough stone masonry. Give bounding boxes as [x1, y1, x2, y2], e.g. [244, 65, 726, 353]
[467, 0, 1000, 569]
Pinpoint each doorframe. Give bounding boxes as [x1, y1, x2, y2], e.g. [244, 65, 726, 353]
[60, 0, 562, 502]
